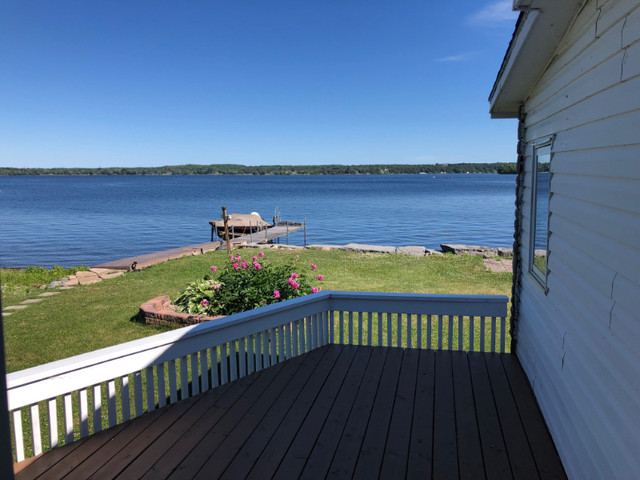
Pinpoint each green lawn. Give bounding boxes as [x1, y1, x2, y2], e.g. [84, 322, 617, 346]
[2, 248, 512, 373]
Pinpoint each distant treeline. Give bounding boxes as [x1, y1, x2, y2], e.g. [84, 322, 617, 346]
[0, 162, 547, 176]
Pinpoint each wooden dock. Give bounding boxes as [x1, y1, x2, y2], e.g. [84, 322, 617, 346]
[92, 221, 304, 271]
[230, 223, 304, 245]
[92, 242, 221, 271]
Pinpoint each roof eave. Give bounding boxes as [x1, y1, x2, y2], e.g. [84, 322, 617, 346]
[489, 0, 584, 119]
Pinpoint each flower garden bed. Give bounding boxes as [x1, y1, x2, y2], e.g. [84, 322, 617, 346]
[139, 295, 224, 327]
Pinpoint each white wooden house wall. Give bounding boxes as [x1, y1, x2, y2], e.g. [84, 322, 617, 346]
[515, 0, 640, 478]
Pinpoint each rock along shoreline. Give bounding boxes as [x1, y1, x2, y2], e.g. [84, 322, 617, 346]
[47, 242, 514, 290]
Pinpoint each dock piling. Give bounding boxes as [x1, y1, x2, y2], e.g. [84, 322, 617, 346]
[222, 206, 231, 252]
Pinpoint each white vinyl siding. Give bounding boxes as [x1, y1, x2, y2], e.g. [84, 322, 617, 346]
[517, 0, 640, 478]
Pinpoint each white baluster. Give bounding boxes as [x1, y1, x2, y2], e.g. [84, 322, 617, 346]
[179, 357, 189, 399]
[30, 404, 42, 455]
[239, 339, 247, 377]
[13, 410, 24, 462]
[230, 341, 238, 381]
[210, 346, 220, 386]
[133, 371, 143, 416]
[107, 380, 117, 425]
[168, 360, 178, 404]
[63, 393, 74, 442]
[191, 353, 200, 395]
[221, 343, 229, 384]
[145, 367, 155, 412]
[200, 349, 210, 391]
[93, 384, 103, 431]
[157, 366, 167, 408]
[47, 399, 58, 448]
[491, 317, 497, 353]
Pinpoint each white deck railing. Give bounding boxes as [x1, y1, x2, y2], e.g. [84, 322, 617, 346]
[6, 291, 508, 462]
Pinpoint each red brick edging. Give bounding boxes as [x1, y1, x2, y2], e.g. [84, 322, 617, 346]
[139, 296, 224, 327]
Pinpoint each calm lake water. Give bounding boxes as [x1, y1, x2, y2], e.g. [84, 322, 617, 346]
[0, 174, 516, 268]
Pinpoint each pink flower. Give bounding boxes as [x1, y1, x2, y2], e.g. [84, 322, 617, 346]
[259, 251, 264, 257]
[233, 263, 239, 270]
[317, 275, 323, 281]
[235, 255, 242, 262]
[254, 262, 262, 270]
[291, 272, 298, 279]
[210, 265, 218, 272]
[287, 278, 294, 286]
[229, 255, 234, 262]
[213, 284, 220, 290]
[253, 256, 258, 261]
[311, 287, 318, 293]
[241, 262, 248, 269]
[201, 299, 209, 306]
[293, 282, 299, 290]
[273, 290, 280, 298]
[311, 264, 317, 271]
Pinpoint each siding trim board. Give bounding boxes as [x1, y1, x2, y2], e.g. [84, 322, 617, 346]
[510, 108, 528, 353]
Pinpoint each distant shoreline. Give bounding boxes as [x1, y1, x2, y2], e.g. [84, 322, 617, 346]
[0, 162, 531, 176]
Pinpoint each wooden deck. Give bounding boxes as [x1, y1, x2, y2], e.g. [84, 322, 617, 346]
[14, 345, 566, 479]
[229, 224, 304, 245]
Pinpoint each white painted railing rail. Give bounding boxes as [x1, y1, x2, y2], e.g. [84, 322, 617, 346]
[6, 291, 508, 462]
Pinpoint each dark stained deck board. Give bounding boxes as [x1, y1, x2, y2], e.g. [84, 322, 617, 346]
[468, 352, 514, 479]
[451, 350, 485, 480]
[192, 349, 313, 479]
[352, 347, 404, 479]
[407, 348, 436, 480]
[60, 402, 180, 479]
[116, 365, 247, 479]
[89, 392, 206, 480]
[244, 344, 345, 480]
[15, 345, 566, 480]
[432, 350, 459, 479]
[273, 345, 360, 479]
[139, 367, 263, 479]
[16, 420, 127, 480]
[299, 346, 373, 479]
[500, 355, 567, 480]
[219, 346, 330, 480]
[380, 347, 419, 480]
[485, 354, 539, 480]
[165, 357, 289, 479]
[326, 346, 388, 479]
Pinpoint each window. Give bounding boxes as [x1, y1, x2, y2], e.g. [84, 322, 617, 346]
[530, 143, 551, 288]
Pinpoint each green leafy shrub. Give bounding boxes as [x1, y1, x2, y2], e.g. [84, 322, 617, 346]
[173, 251, 324, 316]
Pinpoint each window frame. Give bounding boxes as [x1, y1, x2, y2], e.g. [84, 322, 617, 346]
[529, 140, 552, 291]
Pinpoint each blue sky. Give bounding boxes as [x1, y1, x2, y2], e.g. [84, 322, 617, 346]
[1, 1, 519, 168]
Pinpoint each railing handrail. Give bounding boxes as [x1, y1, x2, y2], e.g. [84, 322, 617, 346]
[6, 290, 509, 462]
[7, 291, 507, 393]
[6, 292, 332, 405]
[326, 291, 508, 316]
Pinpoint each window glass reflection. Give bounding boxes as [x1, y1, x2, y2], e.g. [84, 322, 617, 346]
[531, 146, 550, 284]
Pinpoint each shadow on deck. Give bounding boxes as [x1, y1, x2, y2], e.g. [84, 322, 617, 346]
[15, 345, 566, 479]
